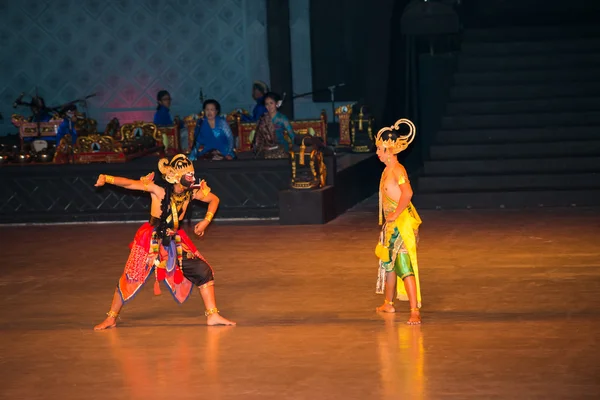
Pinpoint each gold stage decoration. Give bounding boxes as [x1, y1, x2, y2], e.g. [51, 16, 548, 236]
[154, 125, 180, 156]
[289, 136, 327, 190]
[183, 114, 203, 154]
[335, 104, 353, 147]
[350, 105, 375, 153]
[119, 121, 158, 142]
[73, 134, 125, 164]
[12, 114, 62, 148]
[103, 118, 120, 138]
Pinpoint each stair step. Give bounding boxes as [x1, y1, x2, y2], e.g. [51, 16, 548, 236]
[463, 25, 600, 43]
[422, 157, 600, 176]
[462, 38, 600, 56]
[430, 141, 600, 160]
[446, 97, 600, 115]
[413, 190, 600, 209]
[417, 173, 600, 193]
[436, 126, 600, 144]
[442, 111, 600, 129]
[450, 83, 600, 101]
[458, 53, 600, 72]
[454, 69, 600, 85]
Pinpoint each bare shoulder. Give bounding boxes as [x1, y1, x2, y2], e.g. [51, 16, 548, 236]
[193, 179, 212, 200]
[393, 164, 409, 181]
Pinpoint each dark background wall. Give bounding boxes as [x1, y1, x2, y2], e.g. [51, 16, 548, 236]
[309, 0, 398, 125]
[309, 0, 600, 125]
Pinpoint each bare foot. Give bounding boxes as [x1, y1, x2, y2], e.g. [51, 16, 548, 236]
[376, 303, 396, 313]
[94, 317, 117, 330]
[407, 309, 421, 325]
[207, 313, 236, 326]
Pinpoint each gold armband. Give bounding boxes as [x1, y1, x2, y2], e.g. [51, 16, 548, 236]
[140, 175, 150, 191]
[204, 212, 214, 222]
[104, 175, 115, 184]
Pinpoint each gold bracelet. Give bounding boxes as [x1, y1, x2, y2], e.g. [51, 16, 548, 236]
[410, 308, 420, 312]
[106, 310, 119, 318]
[104, 175, 115, 184]
[385, 300, 394, 306]
[205, 211, 214, 222]
[205, 307, 219, 317]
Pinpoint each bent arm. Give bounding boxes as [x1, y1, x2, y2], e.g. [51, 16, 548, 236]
[222, 118, 235, 154]
[196, 192, 220, 216]
[388, 168, 413, 220]
[282, 114, 295, 138]
[395, 182, 413, 214]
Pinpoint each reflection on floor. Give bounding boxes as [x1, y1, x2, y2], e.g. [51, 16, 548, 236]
[1, 206, 599, 399]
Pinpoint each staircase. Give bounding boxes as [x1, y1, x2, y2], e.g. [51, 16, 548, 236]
[414, 25, 600, 209]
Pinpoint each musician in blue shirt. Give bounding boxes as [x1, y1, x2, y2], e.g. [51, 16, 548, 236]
[154, 90, 178, 126]
[31, 96, 52, 123]
[56, 105, 78, 144]
[240, 81, 269, 122]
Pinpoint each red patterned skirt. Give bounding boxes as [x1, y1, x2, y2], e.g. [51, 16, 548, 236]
[117, 223, 213, 304]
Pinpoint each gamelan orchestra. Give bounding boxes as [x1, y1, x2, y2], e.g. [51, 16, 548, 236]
[2, 82, 377, 167]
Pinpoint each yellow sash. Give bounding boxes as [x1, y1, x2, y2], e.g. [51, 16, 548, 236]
[376, 199, 423, 307]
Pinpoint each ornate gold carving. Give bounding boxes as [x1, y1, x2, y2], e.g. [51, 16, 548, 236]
[74, 134, 123, 154]
[289, 136, 327, 190]
[103, 118, 120, 137]
[11, 114, 26, 126]
[53, 135, 73, 164]
[155, 125, 180, 155]
[182, 114, 202, 154]
[75, 118, 98, 136]
[118, 121, 158, 142]
[335, 104, 353, 146]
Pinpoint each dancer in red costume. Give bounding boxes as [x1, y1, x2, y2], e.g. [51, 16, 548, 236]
[94, 154, 235, 330]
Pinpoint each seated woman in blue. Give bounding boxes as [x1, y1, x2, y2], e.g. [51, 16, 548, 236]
[154, 89, 190, 150]
[252, 92, 295, 159]
[153, 90, 179, 126]
[189, 99, 235, 161]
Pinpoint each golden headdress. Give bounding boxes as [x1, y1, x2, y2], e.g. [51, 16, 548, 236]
[158, 154, 195, 184]
[375, 118, 416, 154]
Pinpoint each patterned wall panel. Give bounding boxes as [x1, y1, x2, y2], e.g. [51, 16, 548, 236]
[0, 0, 269, 136]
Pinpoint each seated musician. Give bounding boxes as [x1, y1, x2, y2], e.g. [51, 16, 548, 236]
[56, 105, 78, 144]
[189, 99, 235, 161]
[252, 92, 295, 158]
[153, 90, 183, 128]
[240, 80, 268, 122]
[30, 96, 53, 123]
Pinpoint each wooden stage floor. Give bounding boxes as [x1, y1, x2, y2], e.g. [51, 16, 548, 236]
[2, 204, 600, 399]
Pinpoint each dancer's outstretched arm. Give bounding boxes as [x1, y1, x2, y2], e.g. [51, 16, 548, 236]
[94, 172, 161, 195]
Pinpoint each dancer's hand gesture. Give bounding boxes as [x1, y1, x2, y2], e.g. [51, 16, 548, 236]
[95, 174, 106, 187]
[194, 220, 209, 237]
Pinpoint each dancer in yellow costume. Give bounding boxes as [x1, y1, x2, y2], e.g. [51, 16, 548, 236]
[374, 118, 422, 324]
